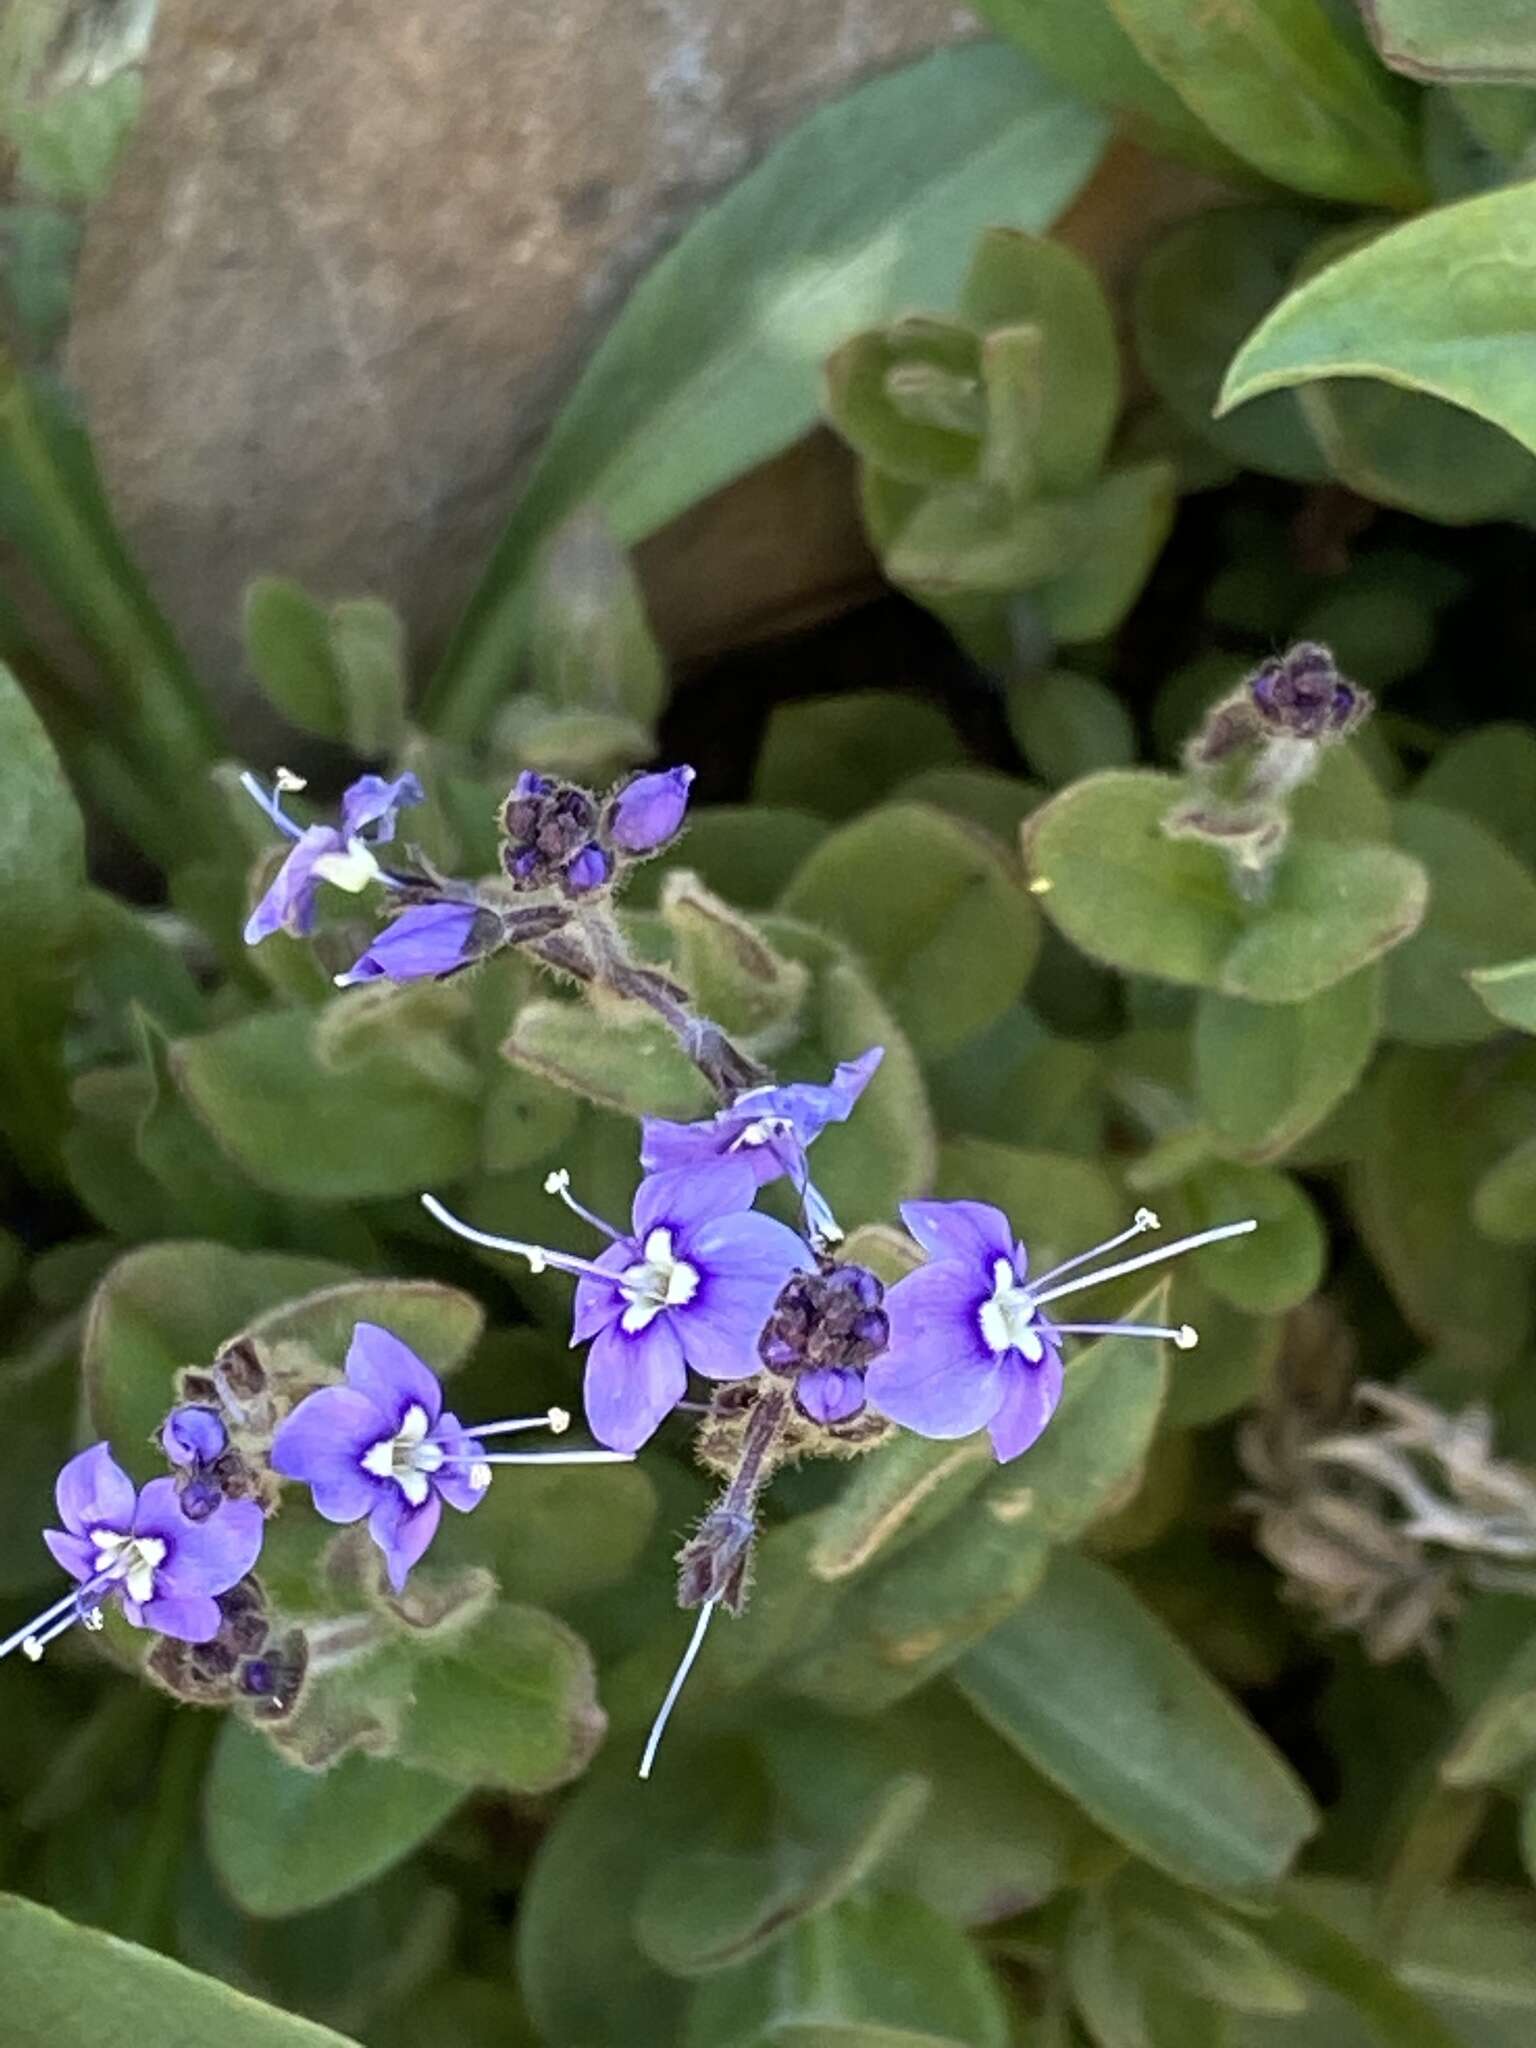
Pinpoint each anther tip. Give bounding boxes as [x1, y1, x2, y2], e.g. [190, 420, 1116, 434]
[1134, 1207, 1160, 1232]
[543, 1168, 570, 1194]
[469, 1461, 492, 1492]
[548, 1406, 571, 1435]
[21, 1638, 43, 1663]
[275, 766, 307, 792]
[1175, 1325, 1199, 1350]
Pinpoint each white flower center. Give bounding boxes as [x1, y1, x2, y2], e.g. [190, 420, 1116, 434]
[977, 1257, 1046, 1363]
[311, 836, 382, 894]
[90, 1529, 168, 1607]
[619, 1227, 700, 1334]
[361, 1402, 445, 1507]
[731, 1114, 794, 1152]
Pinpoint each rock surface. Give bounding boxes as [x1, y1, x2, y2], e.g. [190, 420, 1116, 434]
[67, 0, 976, 712]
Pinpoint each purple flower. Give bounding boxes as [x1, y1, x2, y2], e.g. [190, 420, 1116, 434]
[335, 900, 485, 988]
[423, 1163, 812, 1456]
[162, 1406, 227, 1468]
[270, 1323, 624, 1590]
[243, 771, 423, 944]
[0, 1443, 265, 1661]
[867, 1201, 1258, 1464]
[605, 766, 696, 855]
[271, 1323, 495, 1591]
[640, 1049, 885, 1191]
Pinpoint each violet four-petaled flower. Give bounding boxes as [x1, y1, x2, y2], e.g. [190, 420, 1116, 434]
[0, 1443, 265, 1657]
[572, 1164, 811, 1454]
[640, 1049, 884, 1192]
[244, 772, 423, 944]
[867, 1200, 1257, 1464]
[271, 1323, 493, 1591]
[335, 900, 486, 988]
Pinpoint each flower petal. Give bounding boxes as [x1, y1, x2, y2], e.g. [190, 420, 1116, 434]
[368, 1490, 442, 1592]
[141, 1594, 223, 1643]
[243, 826, 342, 944]
[673, 1213, 809, 1380]
[54, 1442, 135, 1538]
[43, 1530, 96, 1581]
[583, 1318, 688, 1454]
[987, 1354, 1064, 1463]
[431, 1414, 492, 1514]
[340, 771, 424, 842]
[344, 1323, 444, 1429]
[637, 1114, 733, 1177]
[865, 1262, 1003, 1439]
[899, 1199, 1014, 1273]
[632, 1161, 761, 1241]
[271, 1386, 390, 1522]
[571, 1238, 634, 1344]
[135, 1484, 265, 1599]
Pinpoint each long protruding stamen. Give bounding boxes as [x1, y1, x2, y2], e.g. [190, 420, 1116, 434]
[1032, 1218, 1257, 1309]
[420, 1194, 623, 1285]
[466, 1410, 571, 1441]
[639, 1600, 718, 1780]
[0, 1589, 80, 1663]
[1033, 1207, 1160, 1290]
[435, 1450, 635, 1468]
[1053, 1320, 1198, 1350]
[239, 770, 305, 842]
[543, 1169, 622, 1242]
[22, 1606, 90, 1661]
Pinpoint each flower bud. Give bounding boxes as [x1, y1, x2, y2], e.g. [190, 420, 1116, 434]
[560, 843, 614, 897]
[162, 1405, 228, 1469]
[604, 766, 695, 856]
[1249, 641, 1368, 739]
[335, 900, 492, 988]
[499, 776, 598, 890]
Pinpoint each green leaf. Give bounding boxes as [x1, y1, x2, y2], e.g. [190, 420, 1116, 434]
[682, 1893, 1011, 2048]
[0, 661, 85, 1178]
[329, 599, 408, 755]
[1442, 1628, 1536, 1785]
[432, 1458, 656, 1606]
[661, 871, 809, 1043]
[884, 484, 1071, 595]
[527, 508, 666, 727]
[1262, 1899, 1467, 2048]
[504, 996, 713, 1118]
[1473, 1132, 1536, 1244]
[247, 1277, 485, 1378]
[1008, 669, 1136, 788]
[84, 1241, 347, 1478]
[424, 43, 1109, 739]
[636, 1776, 928, 1977]
[0, 1889, 361, 2048]
[392, 1602, 606, 1794]
[629, 806, 830, 911]
[1194, 968, 1381, 1162]
[1176, 1164, 1327, 1314]
[1417, 722, 1536, 869]
[1470, 953, 1536, 1033]
[1034, 462, 1179, 645]
[891, 768, 1046, 844]
[1025, 771, 1426, 1002]
[1107, 0, 1425, 206]
[780, 802, 1039, 1058]
[1133, 206, 1330, 483]
[1361, 1, 1536, 83]
[243, 581, 408, 753]
[960, 229, 1120, 494]
[173, 1008, 480, 1200]
[1384, 802, 1536, 1046]
[936, 1138, 1123, 1272]
[1351, 1048, 1535, 1368]
[205, 1722, 464, 1919]
[965, 0, 1253, 175]
[1219, 184, 1536, 465]
[958, 1550, 1318, 1897]
[824, 319, 983, 486]
[753, 695, 965, 820]
[808, 1433, 994, 1584]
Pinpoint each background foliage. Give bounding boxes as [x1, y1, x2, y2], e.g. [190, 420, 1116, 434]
[4, 3, 1536, 2043]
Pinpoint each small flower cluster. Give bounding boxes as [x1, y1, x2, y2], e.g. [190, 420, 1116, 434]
[1164, 640, 1371, 893]
[0, 755, 1258, 1781]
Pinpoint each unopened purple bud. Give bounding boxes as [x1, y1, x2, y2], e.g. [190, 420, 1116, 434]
[335, 900, 485, 988]
[759, 1332, 802, 1374]
[562, 843, 613, 896]
[1249, 642, 1368, 740]
[180, 1476, 224, 1522]
[239, 1658, 275, 1697]
[605, 766, 696, 856]
[162, 1405, 228, 1469]
[514, 771, 553, 800]
[796, 1366, 867, 1425]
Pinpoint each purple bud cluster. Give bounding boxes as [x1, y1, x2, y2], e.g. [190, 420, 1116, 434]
[500, 766, 695, 898]
[758, 1263, 889, 1424]
[1249, 641, 1367, 739]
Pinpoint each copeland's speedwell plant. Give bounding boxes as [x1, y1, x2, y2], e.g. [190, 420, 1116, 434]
[8, 3, 1536, 2044]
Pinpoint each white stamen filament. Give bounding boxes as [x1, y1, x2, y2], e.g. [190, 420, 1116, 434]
[420, 1194, 624, 1284]
[239, 769, 304, 842]
[639, 1600, 719, 1780]
[1053, 1321, 1199, 1350]
[435, 1450, 635, 1468]
[1032, 1207, 1160, 1290]
[1031, 1219, 1258, 1309]
[469, 1410, 571, 1441]
[0, 1589, 81, 1663]
[543, 1168, 622, 1241]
